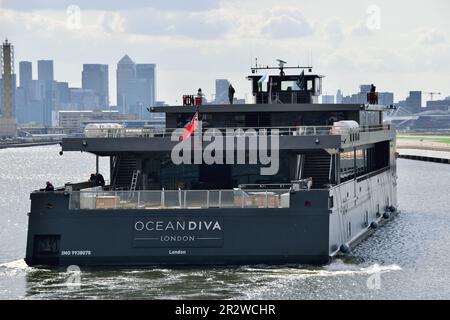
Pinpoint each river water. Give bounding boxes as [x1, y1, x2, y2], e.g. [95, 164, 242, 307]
[0, 145, 449, 299]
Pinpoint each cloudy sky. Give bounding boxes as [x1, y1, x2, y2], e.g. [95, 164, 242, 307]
[1, 0, 449, 105]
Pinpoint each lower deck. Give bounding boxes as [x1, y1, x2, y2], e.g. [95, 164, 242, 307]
[25, 168, 397, 267]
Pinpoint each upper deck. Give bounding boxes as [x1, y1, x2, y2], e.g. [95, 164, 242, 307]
[62, 100, 394, 156]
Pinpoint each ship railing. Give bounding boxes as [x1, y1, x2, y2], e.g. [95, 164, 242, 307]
[81, 125, 391, 139]
[82, 126, 331, 138]
[68, 189, 291, 210]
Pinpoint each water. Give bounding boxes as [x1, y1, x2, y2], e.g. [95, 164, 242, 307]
[1, 145, 449, 299]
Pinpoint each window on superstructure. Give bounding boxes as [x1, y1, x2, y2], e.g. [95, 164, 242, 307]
[281, 81, 301, 91]
[340, 151, 355, 182]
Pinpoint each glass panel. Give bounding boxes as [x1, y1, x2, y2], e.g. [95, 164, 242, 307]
[315, 77, 322, 95]
[281, 81, 301, 91]
[68, 189, 290, 210]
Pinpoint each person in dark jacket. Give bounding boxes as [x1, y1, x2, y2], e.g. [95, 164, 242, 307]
[228, 84, 235, 104]
[89, 173, 97, 186]
[45, 181, 54, 191]
[96, 173, 105, 187]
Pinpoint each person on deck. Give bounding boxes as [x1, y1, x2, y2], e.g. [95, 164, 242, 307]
[45, 181, 54, 192]
[96, 173, 105, 187]
[228, 84, 235, 104]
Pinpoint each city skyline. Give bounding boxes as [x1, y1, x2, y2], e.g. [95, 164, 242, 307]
[1, 0, 449, 105]
[9, 55, 448, 108]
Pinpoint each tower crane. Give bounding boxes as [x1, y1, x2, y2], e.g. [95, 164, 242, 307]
[426, 92, 441, 101]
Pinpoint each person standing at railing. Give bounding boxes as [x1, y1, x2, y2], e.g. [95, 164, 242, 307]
[96, 173, 105, 187]
[368, 84, 378, 104]
[44, 181, 54, 192]
[228, 84, 235, 104]
[89, 173, 105, 187]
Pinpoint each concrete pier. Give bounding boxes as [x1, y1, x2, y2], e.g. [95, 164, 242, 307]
[397, 139, 450, 164]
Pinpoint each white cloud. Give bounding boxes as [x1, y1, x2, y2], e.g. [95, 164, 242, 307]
[97, 12, 125, 34]
[1, 1, 449, 104]
[351, 22, 373, 37]
[418, 28, 446, 45]
[325, 20, 344, 48]
[123, 8, 230, 40]
[261, 9, 313, 39]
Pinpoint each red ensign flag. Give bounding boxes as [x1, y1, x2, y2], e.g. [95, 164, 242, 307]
[181, 112, 199, 141]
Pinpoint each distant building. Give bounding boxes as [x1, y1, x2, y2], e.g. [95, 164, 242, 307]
[321, 95, 335, 104]
[82, 64, 109, 108]
[37, 60, 54, 82]
[116, 55, 158, 118]
[341, 84, 393, 106]
[378, 92, 394, 106]
[408, 91, 422, 113]
[124, 78, 151, 119]
[136, 64, 156, 107]
[27, 99, 45, 125]
[56, 82, 70, 105]
[398, 91, 422, 113]
[342, 92, 367, 104]
[69, 88, 99, 110]
[28, 80, 46, 101]
[19, 61, 32, 89]
[155, 101, 168, 107]
[116, 55, 136, 113]
[360, 84, 372, 93]
[58, 110, 137, 134]
[426, 97, 450, 111]
[215, 79, 230, 104]
[15, 87, 27, 123]
[336, 90, 343, 104]
[43, 80, 57, 126]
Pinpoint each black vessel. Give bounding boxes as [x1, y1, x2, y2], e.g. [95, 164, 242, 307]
[25, 62, 397, 266]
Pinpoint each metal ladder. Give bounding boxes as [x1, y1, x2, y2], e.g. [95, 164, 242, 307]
[130, 170, 140, 191]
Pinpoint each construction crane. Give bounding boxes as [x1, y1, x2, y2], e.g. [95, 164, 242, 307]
[426, 92, 441, 101]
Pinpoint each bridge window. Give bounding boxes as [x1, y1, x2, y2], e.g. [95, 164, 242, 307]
[281, 81, 301, 91]
[315, 77, 322, 95]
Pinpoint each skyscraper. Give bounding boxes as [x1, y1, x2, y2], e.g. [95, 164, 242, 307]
[408, 91, 422, 113]
[124, 78, 151, 119]
[321, 95, 335, 104]
[19, 61, 32, 89]
[56, 82, 71, 106]
[116, 55, 136, 113]
[378, 92, 394, 106]
[37, 60, 54, 82]
[336, 89, 343, 104]
[360, 84, 372, 93]
[136, 64, 156, 107]
[215, 79, 230, 104]
[82, 64, 109, 108]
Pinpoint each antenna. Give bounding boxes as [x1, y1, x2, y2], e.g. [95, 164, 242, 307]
[276, 59, 287, 75]
[250, 59, 312, 74]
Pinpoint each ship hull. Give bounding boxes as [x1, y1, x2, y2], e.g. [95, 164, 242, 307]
[25, 170, 397, 267]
